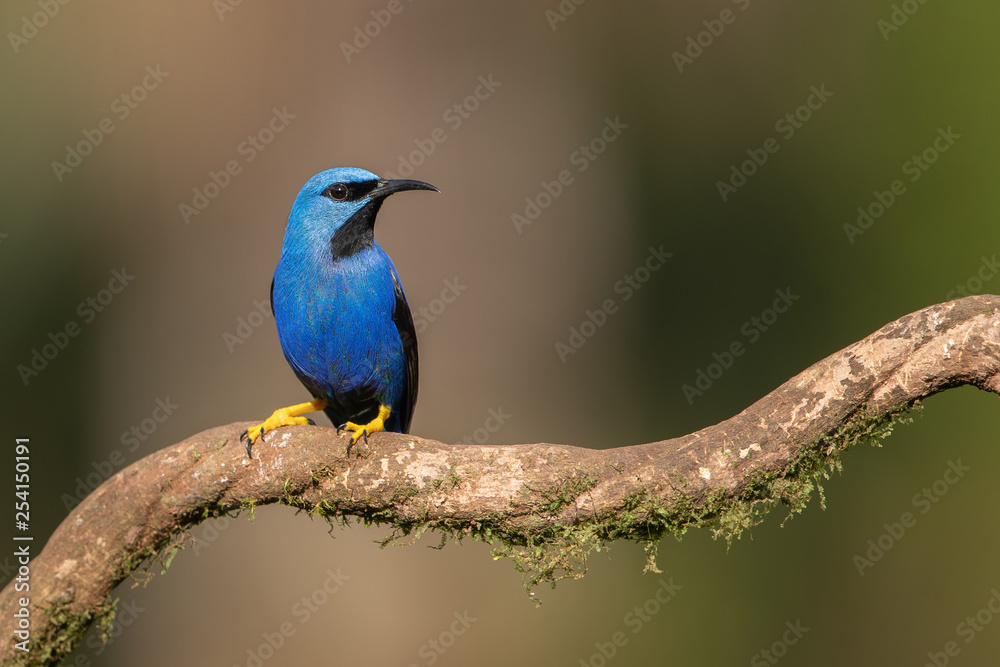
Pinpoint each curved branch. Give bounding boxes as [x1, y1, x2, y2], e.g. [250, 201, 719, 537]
[4, 295, 1000, 665]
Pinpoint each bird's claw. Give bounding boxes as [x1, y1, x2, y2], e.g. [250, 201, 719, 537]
[336, 422, 368, 443]
[240, 399, 325, 458]
[339, 405, 391, 454]
[241, 426, 267, 458]
[340, 422, 373, 446]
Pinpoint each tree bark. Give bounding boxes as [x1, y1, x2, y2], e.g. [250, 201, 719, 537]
[4, 294, 1000, 665]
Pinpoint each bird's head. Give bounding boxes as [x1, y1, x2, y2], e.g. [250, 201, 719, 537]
[286, 167, 438, 259]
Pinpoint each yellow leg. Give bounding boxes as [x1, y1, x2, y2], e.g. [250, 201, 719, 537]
[241, 398, 326, 455]
[339, 404, 391, 446]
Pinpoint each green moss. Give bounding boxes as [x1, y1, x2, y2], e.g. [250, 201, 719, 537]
[240, 498, 258, 522]
[96, 597, 119, 640]
[252, 402, 916, 600]
[429, 467, 462, 492]
[483, 402, 918, 595]
[280, 478, 316, 512]
[19, 595, 121, 666]
[25, 401, 924, 663]
[389, 484, 420, 504]
[538, 474, 598, 515]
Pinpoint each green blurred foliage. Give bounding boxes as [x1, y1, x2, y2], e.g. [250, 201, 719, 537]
[1, 0, 999, 664]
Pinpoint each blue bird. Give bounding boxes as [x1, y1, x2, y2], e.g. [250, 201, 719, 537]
[241, 167, 438, 456]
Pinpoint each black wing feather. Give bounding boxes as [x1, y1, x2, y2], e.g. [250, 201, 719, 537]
[390, 270, 418, 433]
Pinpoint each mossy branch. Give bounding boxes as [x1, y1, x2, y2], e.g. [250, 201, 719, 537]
[4, 295, 1000, 665]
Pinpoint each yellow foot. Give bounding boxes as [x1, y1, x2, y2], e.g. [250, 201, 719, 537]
[241, 398, 326, 457]
[338, 404, 392, 448]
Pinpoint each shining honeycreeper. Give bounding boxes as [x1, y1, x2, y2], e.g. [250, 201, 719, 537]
[241, 167, 438, 456]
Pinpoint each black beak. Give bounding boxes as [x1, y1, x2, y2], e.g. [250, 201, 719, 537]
[371, 179, 440, 199]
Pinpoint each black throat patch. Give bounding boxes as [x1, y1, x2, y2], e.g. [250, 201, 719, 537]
[329, 198, 385, 260]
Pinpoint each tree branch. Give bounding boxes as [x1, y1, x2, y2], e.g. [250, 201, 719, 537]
[4, 295, 1000, 665]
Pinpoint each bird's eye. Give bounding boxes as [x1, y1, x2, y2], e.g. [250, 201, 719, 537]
[326, 183, 350, 201]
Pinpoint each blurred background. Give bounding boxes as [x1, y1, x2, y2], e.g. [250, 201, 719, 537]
[2, 0, 1000, 664]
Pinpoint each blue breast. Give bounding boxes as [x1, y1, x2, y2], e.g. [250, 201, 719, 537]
[271, 243, 407, 425]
